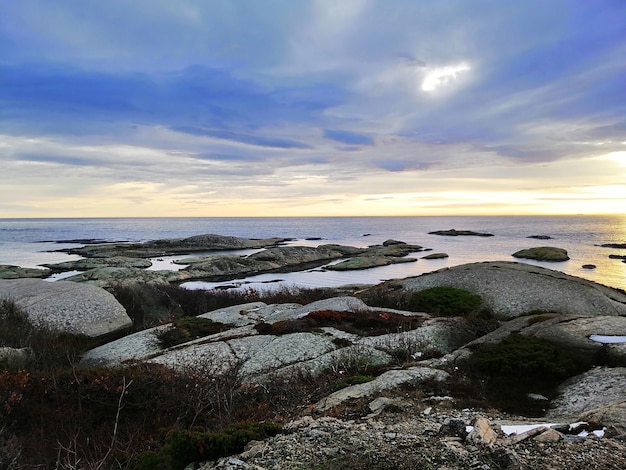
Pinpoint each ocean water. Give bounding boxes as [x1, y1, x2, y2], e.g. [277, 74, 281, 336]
[0, 216, 625, 291]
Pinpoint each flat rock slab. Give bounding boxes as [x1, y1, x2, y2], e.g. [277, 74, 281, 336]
[385, 262, 626, 319]
[0, 279, 132, 338]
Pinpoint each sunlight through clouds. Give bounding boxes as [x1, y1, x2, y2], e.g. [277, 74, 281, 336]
[421, 62, 471, 92]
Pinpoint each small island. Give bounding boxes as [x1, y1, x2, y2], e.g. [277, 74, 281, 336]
[428, 229, 494, 237]
[512, 246, 570, 262]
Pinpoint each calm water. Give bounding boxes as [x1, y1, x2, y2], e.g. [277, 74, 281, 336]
[1, 216, 625, 291]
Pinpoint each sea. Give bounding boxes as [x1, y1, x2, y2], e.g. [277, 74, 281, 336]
[1, 216, 625, 292]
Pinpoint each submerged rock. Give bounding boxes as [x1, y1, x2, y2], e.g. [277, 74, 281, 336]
[527, 235, 553, 240]
[512, 246, 570, 262]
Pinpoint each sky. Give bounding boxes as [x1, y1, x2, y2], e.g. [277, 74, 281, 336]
[1, 0, 626, 218]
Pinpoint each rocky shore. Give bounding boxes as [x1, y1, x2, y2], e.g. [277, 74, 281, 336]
[2, 232, 626, 469]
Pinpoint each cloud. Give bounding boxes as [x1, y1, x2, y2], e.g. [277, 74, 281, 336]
[323, 129, 374, 146]
[172, 127, 312, 149]
[1, 0, 626, 216]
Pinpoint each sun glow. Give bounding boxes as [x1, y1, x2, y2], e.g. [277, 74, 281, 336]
[421, 62, 470, 92]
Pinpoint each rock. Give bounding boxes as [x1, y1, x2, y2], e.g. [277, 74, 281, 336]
[609, 254, 626, 260]
[382, 239, 406, 246]
[421, 253, 448, 259]
[63, 266, 171, 287]
[547, 367, 626, 420]
[579, 401, 626, 436]
[42, 256, 152, 272]
[527, 235, 553, 240]
[534, 428, 563, 443]
[367, 397, 412, 417]
[467, 417, 498, 446]
[428, 229, 494, 237]
[0, 265, 50, 279]
[600, 243, 626, 249]
[582, 264, 596, 269]
[0, 279, 132, 338]
[512, 246, 569, 262]
[58, 234, 289, 258]
[366, 262, 626, 320]
[439, 418, 468, 439]
[327, 255, 416, 271]
[314, 366, 449, 412]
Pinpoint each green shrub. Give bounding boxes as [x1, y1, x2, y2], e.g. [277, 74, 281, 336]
[407, 286, 482, 316]
[332, 374, 375, 391]
[163, 422, 281, 470]
[471, 334, 578, 380]
[466, 333, 587, 415]
[156, 317, 231, 348]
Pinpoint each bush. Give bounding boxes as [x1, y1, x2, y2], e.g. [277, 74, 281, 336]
[465, 333, 587, 415]
[161, 422, 281, 470]
[156, 317, 232, 348]
[109, 283, 339, 331]
[0, 299, 34, 348]
[407, 286, 482, 316]
[254, 309, 423, 337]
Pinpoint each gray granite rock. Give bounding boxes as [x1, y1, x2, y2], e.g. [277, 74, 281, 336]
[376, 262, 626, 319]
[314, 366, 449, 412]
[0, 279, 132, 338]
[0, 265, 50, 279]
[547, 367, 626, 419]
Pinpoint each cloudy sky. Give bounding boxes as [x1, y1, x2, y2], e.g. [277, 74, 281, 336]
[1, 0, 625, 217]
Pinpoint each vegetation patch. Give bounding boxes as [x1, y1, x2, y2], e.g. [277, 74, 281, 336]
[464, 333, 588, 415]
[156, 316, 232, 348]
[331, 374, 376, 391]
[155, 422, 281, 470]
[407, 286, 482, 316]
[254, 309, 424, 337]
[109, 283, 338, 330]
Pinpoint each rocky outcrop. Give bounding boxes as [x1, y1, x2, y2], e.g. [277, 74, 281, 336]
[512, 246, 570, 261]
[42, 256, 153, 272]
[64, 242, 424, 286]
[547, 367, 626, 421]
[313, 366, 449, 412]
[81, 296, 474, 379]
[367, 261, 626, 319]
[0, 279, 132, 338]
[0, 265, 50, 279]
[428, 229, 494, 237]
[57, 234, 290, 258]
[421, 253, 449, 259]
[527, 235, 553, 240]
[600, 243, 626, 249]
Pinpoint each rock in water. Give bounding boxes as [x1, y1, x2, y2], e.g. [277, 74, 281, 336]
[0, 279, 132, 338]
[512, 246, 569, 261]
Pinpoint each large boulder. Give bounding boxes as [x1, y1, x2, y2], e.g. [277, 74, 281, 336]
[0, 279, 132, 338]
[547, 367, 626, 421]
[372, 262, 626, 319]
